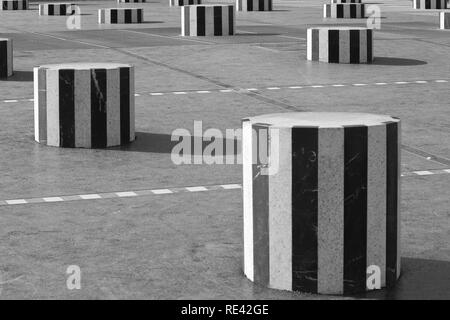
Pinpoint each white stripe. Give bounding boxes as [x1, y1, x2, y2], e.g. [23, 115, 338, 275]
[413, 170, 433, 175]
[43, 197, 64, 202]
[151, 189, 173, 194]
[185, 186, 208, 192]
[116, 192, 137, 197]
[79, 194, 102, 200]
[6, 199, 27, 205]
[221, 184, 241, 189]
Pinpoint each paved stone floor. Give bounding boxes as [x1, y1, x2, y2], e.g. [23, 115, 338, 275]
[0, 0, 449, 299]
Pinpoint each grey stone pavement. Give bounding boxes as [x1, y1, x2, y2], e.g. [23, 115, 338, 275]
[0, 0, 449, 299]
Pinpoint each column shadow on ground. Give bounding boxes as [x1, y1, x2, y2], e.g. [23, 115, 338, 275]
[1, 71, 33, 82]
[372, 57, 427, 66]
[353, 257, 450, 300]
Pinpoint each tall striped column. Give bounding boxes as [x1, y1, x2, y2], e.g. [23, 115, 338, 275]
[98, 8, 143, 24]
[413, 0, 447, 9]
[331, 0, 362, 3]
[236, 0, 272, 11]
[0, 0, 28, 10]
[181, 5, 235, 36]
[324, 3, 365, 18]
[34, 63, 135, 148]
[307, 27, 373, 64]
[0, 38, 13, 78]
[170, 0, 201, 7]
[39, 3, 75, 16]
[440, 11, 450, 29]
[242, 112, 401, 295]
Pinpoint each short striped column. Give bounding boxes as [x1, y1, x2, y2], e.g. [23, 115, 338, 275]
[242, 112, 401, 295]
[181, 5, 235, 36]
[118, 0, 146, 3]
[331, 0, 362, 3]
[170, 0, 201, 7]
[98, 8, 143, 24]
[413, 0, 447, 9]
[324, 3, 365, 18]
[39, 3, 75, 16]
[0, 0, 28, 10]
[236, 0, 272, 11]
[34, 63, 135, 148]
[440, 11, 450, 29]
[0, 38, 13, 78]
[307, 27, 373, 64]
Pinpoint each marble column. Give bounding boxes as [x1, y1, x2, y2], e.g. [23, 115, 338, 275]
[331, 0, 362, 3]
[170, 0, 202, 7]
[117, 0, 146, 3]
[0, 38, 13, 78]
[307, 27, 374, 64]
[98, 8, 144, 24]
[243, 112, 401, 295]
[413, 0, 447, 9]
[34, 63, 135, 148]
[0, 0, 28, 10]
[440, 12, 450, 29]
[181, 4, 235, 36]
[236, 0, 272, 11]
[323, 3, 366, 18]
[39, 3, 75, 16]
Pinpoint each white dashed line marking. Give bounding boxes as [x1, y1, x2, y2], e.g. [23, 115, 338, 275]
[80, 194, 102, 200]
[116, 192, 137, 197]
[5, 199, 27, 205]
[151, 189, 173, 195]
[413, 171, 434, 176]
[43, 197, 64, 202]
[185, 186, 208, 192]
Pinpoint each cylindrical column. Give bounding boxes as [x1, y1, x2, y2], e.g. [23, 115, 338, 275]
[413, 0, 447, 9]
[323, 3, 365, 18]
[440, 11, 450, 29]
[98, 8, 144, 24]
[117, 0, 146, 3]
[0, 38, 13, 78]
[39, 3, 75, 16]
[34, 63, 135, 148]
[242, 112, 401, 295]
[0, 0, 28, 10]
[307, 27, 374, 64]
[181, 4, 235, 36]
[236, 0, 272, 11]
[170, 0, 202, 7]
[331, 0, 362, 3]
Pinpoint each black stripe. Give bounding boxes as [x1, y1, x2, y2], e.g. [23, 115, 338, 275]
[258, 0, 264, 11]
[0, 41, 7, 78]
[350, 4, 356, 18]
[367, 29, 372, 63]
[349, 29, 360, 64]
[291, 127, 318, 294]
[252, 125, 270, 287]
[111, 9, 118, 23]
[125, 9, 131, 23]
[213, 6, 222, 36]
[436, 0, 441, 9]
[197, 6, 205, 36]
[13, 0, 18, 10]
[269, 0, 272, 11]
[90, 69, 107, 148]
[49, 4, 54, 15]
[337, 4, 343, 18]
[425, 0, 430, 9]
[248, 0, 253, 11]
[361, 4, 365, 18]
[386, 122, 398, 287]
[58, 69, 75, 148]
[120, 68, 130, 144]
[60, 4, 65, 15]
[228, 6, 234, 35]
[2, 2, 7, 10]
[137, 9, 142, 23]
[343, 126, 368, 295]
[328, 30, 340, 63]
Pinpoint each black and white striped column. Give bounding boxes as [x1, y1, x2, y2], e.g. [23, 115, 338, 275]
[34, 63, 135, 148]
[98, 8, 143, 24]
[0, 0, 28, 10]
[118, 0, 146, 3]
[170, 0, 201, 7]
[236, 0, 272, 11]
[307, 27, 373, 64]
[331, 0, 362, 3]
[39, 3, 75, 16]
[440, 11, 450, 29]
[324, 3, 365, 18]
[181, 5, 235, 36]
[242, 112, 401, 295]
[0, 38, 13, 78]
[413, 0, 447, 9]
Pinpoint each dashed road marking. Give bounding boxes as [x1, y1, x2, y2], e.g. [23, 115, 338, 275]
[0, 169, 449, 207]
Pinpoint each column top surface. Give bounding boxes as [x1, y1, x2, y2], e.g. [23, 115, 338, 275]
[243, 112, 399, 128]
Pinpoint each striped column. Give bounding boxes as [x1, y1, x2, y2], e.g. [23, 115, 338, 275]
[0, 38, 13, 78]
[39, 3, 75, 16]
[98, 8, 143, 24]
[170, 0, 201, 7]
[34, 63, 135, 148]
[413, 0, 447, 9]
[440, 11, 450, 29]
[324, 3, 365, 18]
[181, 5, 235, 36]
[242, 112, 401, 295]
[118, 0, 146, 3]
[0, 0, 28, 10]
[236, 0, 272, 11]
[331, 0, 362, 3]
[307, 27, 373, 64]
